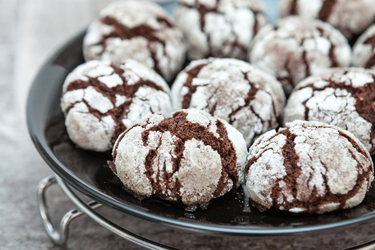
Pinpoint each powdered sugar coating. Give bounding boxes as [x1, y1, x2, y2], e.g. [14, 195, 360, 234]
[248, 16, 351, 95]
[111, 109, 247, 210]
[174, 0, 268, 60]
[171, 58, 285, 147]
[284, 68, 375, 154]
[83, 0, 186, 82]
[353, 24, 375, 69]
[246, 120, 373, 214]
[279, 0, 375, 40]
[61, 60, 172, 152]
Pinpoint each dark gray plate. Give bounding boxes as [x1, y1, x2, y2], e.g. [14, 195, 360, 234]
[26, 28, 375, 239]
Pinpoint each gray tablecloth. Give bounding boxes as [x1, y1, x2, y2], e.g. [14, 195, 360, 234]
[1, 0, 375, 249]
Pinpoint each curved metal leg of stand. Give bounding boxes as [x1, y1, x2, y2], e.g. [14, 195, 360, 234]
[37, 175, 102, 245]
[37, 175, 179, 250]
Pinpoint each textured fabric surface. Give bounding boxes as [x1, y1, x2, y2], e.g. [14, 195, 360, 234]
[2, 0, 375, 249]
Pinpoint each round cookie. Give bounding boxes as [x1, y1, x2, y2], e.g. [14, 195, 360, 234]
[279, 0, 375, 40]
[171, 58, 285, 147]
[109, 109, 248, 211]
[246, 120, 373, 214]
[174, 0, 268, 60]
[83, 0, 186, 82]
[61, 60, 172, 152]
[353, 24, 375, 69]
[283, 68, 375, 154]
[248, 16, 351, 95]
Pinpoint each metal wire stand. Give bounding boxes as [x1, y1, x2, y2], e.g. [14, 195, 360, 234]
[37, 174, 179, 250]
[38, 174, 375, 250]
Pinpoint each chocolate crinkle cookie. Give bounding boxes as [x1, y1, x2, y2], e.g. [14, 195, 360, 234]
[284, 68, 375, 154]
[171, 58, 285, 147]
[174, 0, 269, 60]
[279, 0, 375, 40]
[248, 16, 351, 95]
[353, 24, 375, 69]
[83, 0, 186, 82]
[61, 60, 172, 152]
[246, 120, 374, 214]
[109, 109, 247, 211]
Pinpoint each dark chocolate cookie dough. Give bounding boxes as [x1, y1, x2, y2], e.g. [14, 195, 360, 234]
[353, 24, 375, 69]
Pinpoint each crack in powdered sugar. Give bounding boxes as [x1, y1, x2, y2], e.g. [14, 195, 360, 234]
[298, 72, 375, 146]
[289, 0, 298, 14]
[247, 125, 373, 213]
[318, 0, 338, 22]
[285, 0, 338, 22]
[250, 17, 348, 93]
[139, 111, 238, 199]
[179, 0, 219, 58]
[178, 59, 284, 146]
[228, 72, 260, 123]
[96, 16, 172, 77]
[317, 27, 338, 67]
[179, 0, 264, 59]
[300, 38, 310, 82]
[181, 63, 208, 109]
[65, 65, 166, 142]
[364, 35, 375, 68]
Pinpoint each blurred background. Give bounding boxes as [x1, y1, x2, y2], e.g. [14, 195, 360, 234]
[1, 0, 375, 249]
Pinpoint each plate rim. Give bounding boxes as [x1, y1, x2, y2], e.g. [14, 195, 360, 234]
[26, 30, 375, 237]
